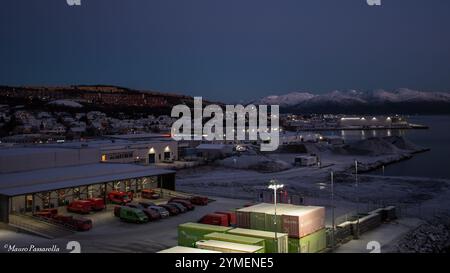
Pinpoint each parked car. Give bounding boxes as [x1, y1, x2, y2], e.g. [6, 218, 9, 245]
[199, 213, 229, 226]
[190, 196, 209, 206]
[138, 202, 170, 218]
[168, 198, 195, 210]
[86, 198, 106, 211]
[67, 200, 93, 214]
[141, 189, 160, 199]
[126, 203, 160, 220]
[159, 204, 180, 216]
[148, 206, 170, 218]
[117, 206, 149, 223]
[114, 206, 122, 217]
[53, 215, 93, 231]
[108, 191, 133, 205]
[138, 201, 156, 208]
[168, 202, 187, 213]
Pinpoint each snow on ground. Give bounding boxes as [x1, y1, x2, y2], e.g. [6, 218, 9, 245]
[48, 100, 83, 108]
[177, 136, 450, 225]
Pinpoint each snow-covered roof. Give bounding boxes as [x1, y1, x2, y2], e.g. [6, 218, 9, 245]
[196, 144, 232, 150]
[0, 163, 175, 196]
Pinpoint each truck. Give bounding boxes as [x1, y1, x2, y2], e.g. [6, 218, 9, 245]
[108, 191, 133, 205]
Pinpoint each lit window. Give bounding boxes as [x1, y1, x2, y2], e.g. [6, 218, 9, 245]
[101, 154, 107, 161]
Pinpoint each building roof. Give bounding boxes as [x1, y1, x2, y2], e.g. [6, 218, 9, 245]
[196, 144, 232, 150]
[0, 163, 175, 196]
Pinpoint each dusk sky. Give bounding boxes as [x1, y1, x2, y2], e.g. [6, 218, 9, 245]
[1, 0, 450, 102]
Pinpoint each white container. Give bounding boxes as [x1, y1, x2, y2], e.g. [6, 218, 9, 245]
[196, 240, 264, 253]
[158, 246, 221, 253]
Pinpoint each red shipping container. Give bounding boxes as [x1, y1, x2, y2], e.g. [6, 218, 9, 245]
[215, 211, 237, 226]
[200, 213, 229, 226]
[282, 206, 325, 238]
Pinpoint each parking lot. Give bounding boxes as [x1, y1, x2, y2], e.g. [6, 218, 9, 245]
[1, 195, 248, 253]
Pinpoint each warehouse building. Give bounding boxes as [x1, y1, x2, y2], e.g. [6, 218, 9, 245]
[0, 141, 176, 224]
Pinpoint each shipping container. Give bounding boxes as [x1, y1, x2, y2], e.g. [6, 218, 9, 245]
[178, 222, 233, 247]
[288, 228, 326, 253]
[264, 206, 299, 233]
[215, 211, 237, 226]
[227, 228, 289, 253]
[196, 240, 264, 253]
[282, 206, 325, 238]
[236, 203, 267, 228]
[158, 246, 221, 253]
[237, 203, 298, 231]
[204, 232, 265, 252]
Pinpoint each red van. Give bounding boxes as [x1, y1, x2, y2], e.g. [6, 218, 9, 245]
[33, 208, 58, 219]
[53, 215, 92, 231]
[67, 200, 93, 214]
[215, 211, 237, 226]
[86, 198, 106, 211]
[199, 213, 229, 226]
[108, 191, 133, 205]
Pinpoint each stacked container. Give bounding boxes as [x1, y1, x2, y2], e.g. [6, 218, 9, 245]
[287, 229, 327, 253]
[227, 227, 289, 253]
[196, 240, 264, 253]
[281, 206, 325, 238]
[178, 222, 233, 247]
[158, 246, 221, 253]
[204, 232, 266, 252]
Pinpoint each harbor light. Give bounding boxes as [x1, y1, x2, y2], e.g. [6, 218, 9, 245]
[268, 178, 284, 253]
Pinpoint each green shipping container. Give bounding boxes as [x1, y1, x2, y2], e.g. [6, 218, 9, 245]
[204, 232, 266, 253]
[227, 228, 289, 253]
[250, 211, 266, 230]
[288, 228, 326, 253]
[178, 222, 233, 247]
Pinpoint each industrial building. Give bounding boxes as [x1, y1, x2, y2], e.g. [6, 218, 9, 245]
[0, 137, 177, 224]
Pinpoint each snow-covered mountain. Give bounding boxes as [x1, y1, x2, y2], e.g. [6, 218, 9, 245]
[252, 89, 450, 114]
[253, 92, 316, 107]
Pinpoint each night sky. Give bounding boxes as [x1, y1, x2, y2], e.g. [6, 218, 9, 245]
[1, 0, 450, 102]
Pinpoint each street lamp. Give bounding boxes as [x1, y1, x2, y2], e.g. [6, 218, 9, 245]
[330, 171, 335, 250]
[355, 160, 360, 239]
[268, 178, 284, 253]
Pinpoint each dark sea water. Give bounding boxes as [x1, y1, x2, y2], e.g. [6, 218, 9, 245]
[322, 116, 450, 179]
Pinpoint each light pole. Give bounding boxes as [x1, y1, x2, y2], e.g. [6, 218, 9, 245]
[355, 160, 360, 239]
[268, 179, 284, 253]
[330, 171, 335, 250]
